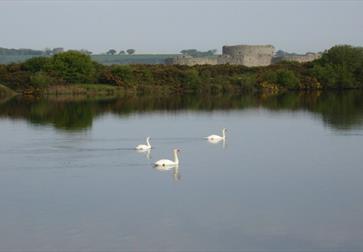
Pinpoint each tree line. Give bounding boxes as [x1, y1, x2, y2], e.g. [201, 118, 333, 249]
[106, 49, 136, 55]
[180, 49, 217, 57]
[0, 45, 362, 94]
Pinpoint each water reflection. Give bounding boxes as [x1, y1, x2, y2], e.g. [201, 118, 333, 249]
[153, 149, 181, 181]
[1, 91, 363, 250]
[207, 137, 226, 149]
[1, 91, 363, 131]
[154, 165, 181, 181]
[136, 148, 151, 160]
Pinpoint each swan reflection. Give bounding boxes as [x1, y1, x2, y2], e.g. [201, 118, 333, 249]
[136, 148, 151, 160]
[154, 165, 181, 181]
[207, 137, 226, 149]
[153, 149, 181, 181]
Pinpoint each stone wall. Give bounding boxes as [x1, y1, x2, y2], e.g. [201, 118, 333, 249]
[222, 45, 275, 57]
[165, 55, 218, 66]
[273, 52, 322, 64]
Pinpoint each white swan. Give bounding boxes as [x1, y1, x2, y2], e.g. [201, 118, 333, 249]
[206, 128, 227, 141]
[154, 149, 180, 167]
[136, 137, 151, 150]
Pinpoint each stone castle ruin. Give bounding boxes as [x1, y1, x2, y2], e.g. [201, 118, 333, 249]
[166, 44, 321, 67]
[165, 55, 218, 65]
[272, 52, 322, 64]
[219, 45, 275, 67]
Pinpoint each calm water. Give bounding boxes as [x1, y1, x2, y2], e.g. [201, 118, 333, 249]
[0, 92, 363, 251]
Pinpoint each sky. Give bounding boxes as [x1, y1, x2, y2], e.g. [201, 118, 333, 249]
[0, 0, 363, 54]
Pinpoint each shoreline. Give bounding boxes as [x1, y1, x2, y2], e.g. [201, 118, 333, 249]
[1, 83, 362, 100]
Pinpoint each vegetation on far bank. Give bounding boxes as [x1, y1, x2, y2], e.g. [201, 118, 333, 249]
[0, 45, 362, 95]
[0, 84, 17, 97]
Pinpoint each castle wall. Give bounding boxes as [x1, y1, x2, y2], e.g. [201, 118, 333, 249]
[222, 45, 275, 57]
[220, 45, 275, 66]
[273, 53, 322, 64]
[165, 56, 218, 66]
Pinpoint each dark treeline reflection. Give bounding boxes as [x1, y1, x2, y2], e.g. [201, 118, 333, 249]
[0, 91, 362, 131]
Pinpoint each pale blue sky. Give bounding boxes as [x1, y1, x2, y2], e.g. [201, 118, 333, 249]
[1, 0, 362, 54]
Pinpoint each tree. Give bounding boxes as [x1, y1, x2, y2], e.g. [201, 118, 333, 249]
[127, 49, 135, 55]
[107, 49, 117, 55]
[207, 49, 217, 56]
[119, 50, 126, 55]
[181, 49, 198, 56]
[47, 51, 96, 83]
[180, 49, 217, 57]
[311, 45, 363, 88]
[23, 57, 51, 73]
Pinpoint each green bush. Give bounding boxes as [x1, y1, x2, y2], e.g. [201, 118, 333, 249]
[46, 51, 96, 83]
[259, 69, 300, 89]
[111, 65, 133, 82]
[30, 71, 55, 88]
[182, 69, 201, 91]
[240, 73, 257, 85]
[23, 57, 51, 73]
[235, 73, 257, 91]
[311, 45, 363, 88]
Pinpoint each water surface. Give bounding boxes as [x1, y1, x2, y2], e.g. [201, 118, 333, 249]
[0, 92, 363, 251]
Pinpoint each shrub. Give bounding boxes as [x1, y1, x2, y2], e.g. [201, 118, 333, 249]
[182, 69, 201, 91]
[30, 71, 56, 88]
[311, 45, 363, 88]
[23, 57, 51, 73]
[260, 69, 300, 89]
[47, 51, 96, 83]
[234, 73, 257, 91]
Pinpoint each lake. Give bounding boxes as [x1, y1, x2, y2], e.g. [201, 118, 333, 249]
[0, 91, 363, 251]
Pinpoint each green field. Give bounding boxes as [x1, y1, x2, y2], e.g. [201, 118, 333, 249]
[0, 55, 40, 64]
[0, 54, 178, 65]
[92, 54, 178, 65]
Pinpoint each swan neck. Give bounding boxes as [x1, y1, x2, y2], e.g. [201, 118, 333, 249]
[146, 138, 151, 147]
[222, 129, 226, 139]
[174, 150, 179, 164]
[173, 166, 180, 181]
